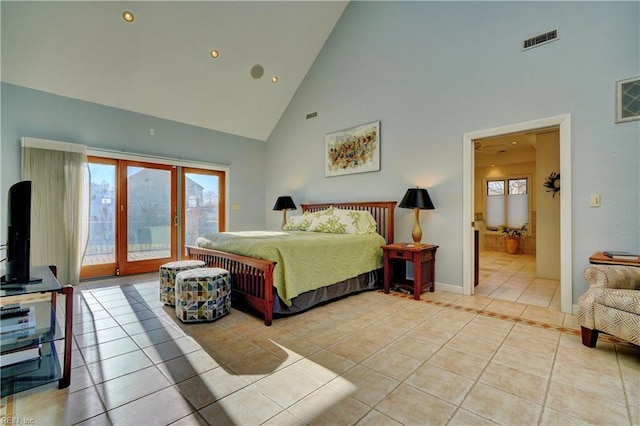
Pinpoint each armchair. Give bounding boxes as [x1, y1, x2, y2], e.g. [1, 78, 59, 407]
[578, 265, 640, 347]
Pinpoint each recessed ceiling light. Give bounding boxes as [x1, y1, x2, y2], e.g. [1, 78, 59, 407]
[122, 11, 134, 22]
[511, 141, 518, 145]
[271, 76, 279, 84]
[210, 50, 219, 59]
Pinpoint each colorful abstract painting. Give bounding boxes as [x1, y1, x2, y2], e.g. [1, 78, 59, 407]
[325, 121, 380, 177]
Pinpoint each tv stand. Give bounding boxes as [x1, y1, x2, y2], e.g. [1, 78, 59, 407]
[1, 275, 43, 284]
[0, 265, 73, 397]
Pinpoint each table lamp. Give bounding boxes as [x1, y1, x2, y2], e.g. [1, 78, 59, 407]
[398, 187, 435, 244]
[273, 196, 297, 229]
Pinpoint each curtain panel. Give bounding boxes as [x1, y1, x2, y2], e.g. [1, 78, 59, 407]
[21, 137, 90, 285]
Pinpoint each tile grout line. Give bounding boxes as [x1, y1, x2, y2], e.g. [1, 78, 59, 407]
[536, 325, 563, 425]
[614, 345, 636, 426]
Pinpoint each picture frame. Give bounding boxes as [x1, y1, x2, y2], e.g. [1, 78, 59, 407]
[325, 121, 380, 177]
[616, 76, 640, 123]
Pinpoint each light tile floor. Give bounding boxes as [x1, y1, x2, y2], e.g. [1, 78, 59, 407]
[477, 251, 561, 310]
[1, 271, 638, 426]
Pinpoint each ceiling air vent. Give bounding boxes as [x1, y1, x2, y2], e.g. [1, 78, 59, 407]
[523, 29, 559, 51]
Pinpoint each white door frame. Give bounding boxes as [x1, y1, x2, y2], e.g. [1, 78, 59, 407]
[462, 114, 573, 314]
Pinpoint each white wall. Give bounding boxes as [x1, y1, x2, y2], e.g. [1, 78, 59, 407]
[265, 1, 640, 303]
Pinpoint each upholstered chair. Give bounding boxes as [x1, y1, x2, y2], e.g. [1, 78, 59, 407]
[578, 265, 640, 347]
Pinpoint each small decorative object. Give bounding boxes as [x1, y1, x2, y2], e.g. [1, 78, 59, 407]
[616, 76, 640, 123]
[273, 196, 297, 229]
[325, 121, 380, 177]
[499, 223, 528, 254]
[398, 187, 435, 245]
[543, 172, 560, 197]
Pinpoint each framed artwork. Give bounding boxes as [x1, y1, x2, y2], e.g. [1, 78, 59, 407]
[325, 121, 380, 177]
[616, 76, 640, 123]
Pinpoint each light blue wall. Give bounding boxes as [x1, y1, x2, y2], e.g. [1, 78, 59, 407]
[265, 1, 640, 302]
[1, 83, 267, 235]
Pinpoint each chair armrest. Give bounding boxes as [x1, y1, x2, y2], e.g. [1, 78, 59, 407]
[584, 265, 640, 290]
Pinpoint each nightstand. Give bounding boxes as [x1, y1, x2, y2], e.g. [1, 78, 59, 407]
[382, 243, 438, 300]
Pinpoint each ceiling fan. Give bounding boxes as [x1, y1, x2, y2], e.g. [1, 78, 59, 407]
[474, 141, 508, 154]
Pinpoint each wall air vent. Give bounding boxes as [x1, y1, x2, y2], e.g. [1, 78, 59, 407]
[523, 29, 559, 51]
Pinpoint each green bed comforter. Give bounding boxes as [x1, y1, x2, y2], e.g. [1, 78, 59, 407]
[195, 230, 385, 305]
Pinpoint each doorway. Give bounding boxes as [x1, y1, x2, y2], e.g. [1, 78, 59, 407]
[474, 130, 559, 308]
[462, 114, 573, 314]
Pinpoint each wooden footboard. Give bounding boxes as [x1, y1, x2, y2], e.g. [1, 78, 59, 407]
[187, 200, 396, 326]
[185, 245, 277, 325]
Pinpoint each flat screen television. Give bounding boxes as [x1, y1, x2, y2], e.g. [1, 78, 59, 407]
[2, 180, 40, 284]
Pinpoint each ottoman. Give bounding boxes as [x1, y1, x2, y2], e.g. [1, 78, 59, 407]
[159, 260, 206, 306]
[174, 267, 231, 323]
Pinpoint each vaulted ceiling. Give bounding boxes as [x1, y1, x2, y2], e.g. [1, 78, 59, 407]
[1, 1, 348, 141]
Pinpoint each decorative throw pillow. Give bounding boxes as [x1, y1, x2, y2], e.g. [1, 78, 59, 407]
[308, 213, 348, 234]
[283, 208, 334, 231]
[282, 212, 314, 231]
[308, 209, 378, 234]
[334, 209, 378, 234]
[310, 207, 333, 217]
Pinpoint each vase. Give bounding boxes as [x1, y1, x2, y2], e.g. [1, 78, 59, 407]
[505, 237, 520, 254]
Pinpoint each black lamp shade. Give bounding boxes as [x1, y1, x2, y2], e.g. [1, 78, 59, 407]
[398, 188, 435, 210]
[273, 196, 297, 211]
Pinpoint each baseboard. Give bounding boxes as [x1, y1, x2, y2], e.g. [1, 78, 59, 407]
[434, 281, 463, 294]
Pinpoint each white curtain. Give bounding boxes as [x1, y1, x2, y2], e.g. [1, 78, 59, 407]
[21, 138, 90, 285]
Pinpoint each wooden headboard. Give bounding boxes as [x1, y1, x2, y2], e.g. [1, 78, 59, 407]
[300, 201, 397, 244]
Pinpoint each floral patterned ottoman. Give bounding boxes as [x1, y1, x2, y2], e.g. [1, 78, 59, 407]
[174, 267, 231, 323]
[159, 260, 206, 306]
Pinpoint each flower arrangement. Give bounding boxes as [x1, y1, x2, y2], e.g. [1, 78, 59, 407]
[499, 223, 529, 239]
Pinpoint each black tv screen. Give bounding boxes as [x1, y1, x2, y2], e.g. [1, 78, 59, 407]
[3, 180, 32, 283]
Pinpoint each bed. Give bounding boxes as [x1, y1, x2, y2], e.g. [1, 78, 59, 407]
[185, 201, 396, 325]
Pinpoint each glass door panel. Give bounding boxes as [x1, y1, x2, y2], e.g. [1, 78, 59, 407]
[182, 168, 226, 256]
[81, 157, 117, 279]
[120, 161, 176, 274]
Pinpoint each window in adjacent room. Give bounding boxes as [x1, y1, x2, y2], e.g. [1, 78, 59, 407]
[485, 177, 529, 231]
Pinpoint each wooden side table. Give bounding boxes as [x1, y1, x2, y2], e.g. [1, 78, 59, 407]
[382, 243, 438, 300]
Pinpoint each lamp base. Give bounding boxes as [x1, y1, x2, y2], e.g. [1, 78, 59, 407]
[411, 208, 423, 244]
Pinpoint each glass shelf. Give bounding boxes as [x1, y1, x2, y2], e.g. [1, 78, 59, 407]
[0, 266, 72, 397]
[1, 342, 62, 397]
[1, 300, 64, 353]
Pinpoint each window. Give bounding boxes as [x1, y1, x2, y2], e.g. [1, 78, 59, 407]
[486, 177, 529, 230]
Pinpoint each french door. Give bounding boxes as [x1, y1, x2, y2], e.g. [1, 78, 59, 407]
[81, 157, 224, 279]
[119, 161, 177, 275]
